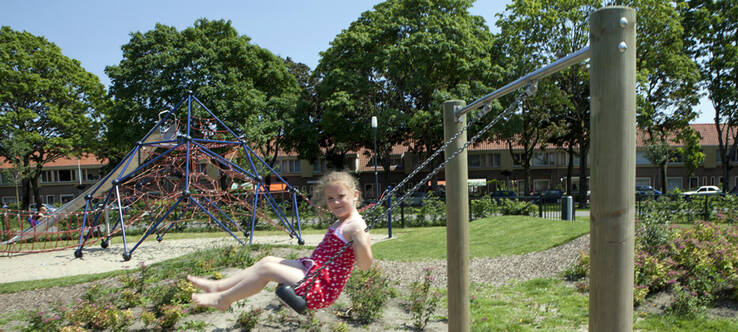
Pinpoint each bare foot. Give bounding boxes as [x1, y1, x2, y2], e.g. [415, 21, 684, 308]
[191, 292, 230, 311]
[187, 275, 219, 292]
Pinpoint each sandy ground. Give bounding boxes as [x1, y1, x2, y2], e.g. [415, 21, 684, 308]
[0, 233, 389, 283]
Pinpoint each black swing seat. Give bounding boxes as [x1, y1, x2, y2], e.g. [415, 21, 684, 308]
[276, 284, 307, 314]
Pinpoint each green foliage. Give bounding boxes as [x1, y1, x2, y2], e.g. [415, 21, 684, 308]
[496, 198, 538, 216]
[157, 304, 185, 330]
[22, 310, 64, 332]
[105, 18, 300, 167]
[63, 300, 134, 332]
[236, 308, 262, 331]
[0, 26, 108, 209]
[562, 250, 589, 282]
[471, 196, 496, 219]
[147, 279, 196, 312]
[574, 219, 737, 311]
[330, 321, 350, 332]
[408, 268, 442, 330]
[344, 265, 391, 324]
[681, 0, 738, 190]
[313, 0, 497, 168]
[181, 319, 208, 331]
[419, 192, 446, 226]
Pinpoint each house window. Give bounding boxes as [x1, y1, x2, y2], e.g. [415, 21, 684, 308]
[364, 183, 376, 199]
[60, 194, 74, 203]
[468, 154, 483, 168]
[41, 170, 55, 183]
[57, 169, 76, 182]
[710, 176, 715, 185]
[85, 169, 101, 181]
[666, 177, 683, 192]
[490, 153, 501, 168]
[312, 159, 326, 174]
[46, 195, 56, 204]
[636, 177, 651, 186]
[689, 177, 698, 189]
[513, 153, 524, 167]
[279, 159, 301, 173]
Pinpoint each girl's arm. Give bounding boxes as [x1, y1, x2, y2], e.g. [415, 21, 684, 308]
[346, 221, 373, 271]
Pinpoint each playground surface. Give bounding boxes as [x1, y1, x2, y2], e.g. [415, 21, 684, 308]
[0, 233, 389, 284]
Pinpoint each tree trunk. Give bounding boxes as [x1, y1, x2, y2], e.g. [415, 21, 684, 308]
[21, 178, 31, 210]
[577, 145, 589, 208]
[659, 162, 668, 193]
[566, 145, 574, 194]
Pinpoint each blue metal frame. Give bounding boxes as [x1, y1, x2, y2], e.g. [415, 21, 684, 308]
[74, 92, 305, 260]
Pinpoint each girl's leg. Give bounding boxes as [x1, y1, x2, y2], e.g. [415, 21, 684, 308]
[189, 256, 305, 310]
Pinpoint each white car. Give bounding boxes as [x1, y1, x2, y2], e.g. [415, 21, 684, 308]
[682, 185, 722, 196]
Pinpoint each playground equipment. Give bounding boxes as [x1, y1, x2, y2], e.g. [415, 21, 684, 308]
[72, 92, 311, 261]
[2, 91, 310, 260]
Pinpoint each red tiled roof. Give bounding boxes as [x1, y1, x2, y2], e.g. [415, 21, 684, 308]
[0, 154, 108, 169]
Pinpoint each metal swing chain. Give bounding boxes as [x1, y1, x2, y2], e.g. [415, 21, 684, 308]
[291, 85, 533, 294]
[360, 85, 533, 230]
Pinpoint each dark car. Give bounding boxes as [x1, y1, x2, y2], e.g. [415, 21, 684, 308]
[635, 185, 662, 199]
[490, 190, 517, 202]
[539, 189, 564, 203]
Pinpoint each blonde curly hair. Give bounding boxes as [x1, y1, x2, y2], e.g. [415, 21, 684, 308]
[312, 171, 362, 209]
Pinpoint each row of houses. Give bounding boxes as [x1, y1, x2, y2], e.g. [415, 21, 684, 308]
[1, 124, 736, 206]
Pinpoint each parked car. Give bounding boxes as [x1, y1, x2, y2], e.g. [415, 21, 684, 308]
[539, 189, 564, 203]
[635, 185, 662, 199]
[682, 185, 722, 196]
[490, 190, 517, 202]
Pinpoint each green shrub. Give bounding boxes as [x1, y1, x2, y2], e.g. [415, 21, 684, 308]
[157, 304, 185, 330]
[471, 197, 496, 220]
[497, 198, 537, 216]
[147, 279, 196, 312]
[344, 265, 391, 324]
[22, 310, 64, 332]
[408, 268, 442, 330]
[236, 308, 262, 331]
[330, 322, 350, 332]
[420, 192, 446, 226]
[562, 250, 589, 282]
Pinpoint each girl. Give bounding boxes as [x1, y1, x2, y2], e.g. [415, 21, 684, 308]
[188, 171, 373, 311]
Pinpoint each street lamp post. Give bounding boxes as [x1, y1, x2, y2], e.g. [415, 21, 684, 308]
[371, 116, 379, 200]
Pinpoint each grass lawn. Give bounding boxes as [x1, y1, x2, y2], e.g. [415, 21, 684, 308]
[470, 279, 737, 331]
[373, 215, 590, 261]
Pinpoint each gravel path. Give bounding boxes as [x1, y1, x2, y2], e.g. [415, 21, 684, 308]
[378, 234, 590, 287]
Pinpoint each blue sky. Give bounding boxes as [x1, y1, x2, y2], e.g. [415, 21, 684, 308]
[2, 0, 713, 123]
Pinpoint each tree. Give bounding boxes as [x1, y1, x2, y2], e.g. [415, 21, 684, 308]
[681, 0, 738, 191]
[613, 0, 701, 193]
[105, 19, 299, 176]
[313, 0, 498, 185]
[495, 0, 598, 205]
[0, 26, 107, 210]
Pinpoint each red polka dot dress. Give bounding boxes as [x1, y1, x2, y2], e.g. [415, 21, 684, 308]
[294, 223, 356, 309]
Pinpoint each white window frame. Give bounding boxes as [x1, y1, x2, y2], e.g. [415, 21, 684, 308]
[635, 177, 651, 186]
[46, 195, 56, 204]
[468, 154, 483, 168]
[60, 194, 75, 204]
[666, 177, 683, 192]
